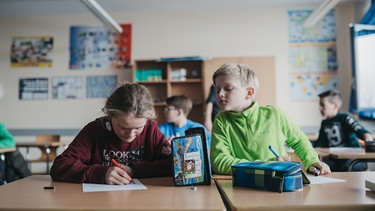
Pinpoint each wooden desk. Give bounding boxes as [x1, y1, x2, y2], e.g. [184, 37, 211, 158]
[0, 175, 226, 211]
[0, 147, 16, 185]
[315, 147, 375, 171]
[16, 141, 69, 174]
[215, 172, 375, 211]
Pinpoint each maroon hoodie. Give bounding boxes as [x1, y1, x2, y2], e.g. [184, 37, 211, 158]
[50, 117, 172, 184]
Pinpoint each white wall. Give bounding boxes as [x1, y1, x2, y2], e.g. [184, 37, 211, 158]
[0, 2, 371, 131]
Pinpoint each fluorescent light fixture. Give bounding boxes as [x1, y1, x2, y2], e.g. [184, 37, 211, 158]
[303, 0, 340, 28]
[80, 0, 123, 33]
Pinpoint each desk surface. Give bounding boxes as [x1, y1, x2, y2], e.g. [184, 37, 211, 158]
[315, 147, 375, 159]
[215, 172, 375, 211]
[0, 175, 225, 211]
[0, 147, 16, 153]
[16, 141, 69, 147]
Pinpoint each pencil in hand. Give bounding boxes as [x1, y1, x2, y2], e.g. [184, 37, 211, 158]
[111, 158, 134, 183]
[111, 158, 125, 171]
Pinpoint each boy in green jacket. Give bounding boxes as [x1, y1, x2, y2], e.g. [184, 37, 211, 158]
[210, 63, 331, 175]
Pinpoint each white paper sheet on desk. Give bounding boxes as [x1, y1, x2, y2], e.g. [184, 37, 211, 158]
[306, 175, 346, 185]
[328, 147, 362, 153]
[82, 179, 147, 192]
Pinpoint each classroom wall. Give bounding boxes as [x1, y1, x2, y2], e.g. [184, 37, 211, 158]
[0, 2, 371, 132]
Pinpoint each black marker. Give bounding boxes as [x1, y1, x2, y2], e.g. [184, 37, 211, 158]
[44, 186, 55, 190]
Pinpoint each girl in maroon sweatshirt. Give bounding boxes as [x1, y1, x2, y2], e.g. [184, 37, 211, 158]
[50, 82, 172, 184]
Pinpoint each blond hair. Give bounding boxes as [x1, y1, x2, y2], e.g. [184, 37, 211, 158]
[212, 63, 259, 101]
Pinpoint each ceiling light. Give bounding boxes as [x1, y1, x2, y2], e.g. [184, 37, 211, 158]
[80, 0, 123, 33]
[303, 0, 340, 28]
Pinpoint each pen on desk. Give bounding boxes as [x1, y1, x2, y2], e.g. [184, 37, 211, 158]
[111, 158, 134, 182]
[268, 145, 279, 157]
[44, 186, 55, 190]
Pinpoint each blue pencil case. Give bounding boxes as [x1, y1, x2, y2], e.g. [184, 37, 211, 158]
[232, 161, 309, 193]
[171, 129, 211, 186]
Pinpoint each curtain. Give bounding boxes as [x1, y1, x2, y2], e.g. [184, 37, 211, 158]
[360, 1, 375, 24]
[352, 1, 375, 119]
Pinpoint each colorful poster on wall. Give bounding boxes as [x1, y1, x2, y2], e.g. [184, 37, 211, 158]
[287, 10, 338, 101]
[11, 36, 53, 68]
[19, 77, 48, 100]
[290, 72, 338, 101]
[86, 75, 117, 98]
[69, 24, 131, 70]
[52, 76, 83, 99]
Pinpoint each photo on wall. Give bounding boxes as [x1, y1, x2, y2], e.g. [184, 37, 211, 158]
[11, 36, 53, 68]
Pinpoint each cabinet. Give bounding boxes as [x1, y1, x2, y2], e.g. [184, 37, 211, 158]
[133, 56, 276, 125]
[133, 58, 213, 124]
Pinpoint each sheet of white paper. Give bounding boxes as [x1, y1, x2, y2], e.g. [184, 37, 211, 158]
[306, 175, 346, 185]
[328, 147, 362, 153]
[365, 180, 375, 191]
[82, 179, 147, 192]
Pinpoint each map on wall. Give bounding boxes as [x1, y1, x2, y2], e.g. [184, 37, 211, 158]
[52, 76, 83, 99]
[288, 10, 336, 43]
[86, 75, 117, 98]
[288, 9, 338, 101]
[290, 73, 338, 101]
[69, 24, 131, 70]
[11, 36, 53, 68]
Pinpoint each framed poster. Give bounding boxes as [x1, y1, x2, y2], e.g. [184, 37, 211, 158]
[11, 36, 53, 68]
[19, 77, 48, 100]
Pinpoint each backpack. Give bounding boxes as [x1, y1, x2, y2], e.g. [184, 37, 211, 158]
[4, 149, 32, 183]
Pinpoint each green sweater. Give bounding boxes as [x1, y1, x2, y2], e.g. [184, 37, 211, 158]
[210, 102, 319, 175]
[0, 123, 16, 148]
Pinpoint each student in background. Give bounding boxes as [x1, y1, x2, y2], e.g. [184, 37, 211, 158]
[210, 63, 331, 175]
[0, 122, 31, 183]
[203, 85, 220, 132]
[158, 95, 211, 145]
[315, 89, 373, 171]
[50, 82, 172, 185]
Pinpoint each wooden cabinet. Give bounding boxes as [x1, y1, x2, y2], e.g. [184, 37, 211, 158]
[133, 58, 211, 124]
[133, 56, 276, 124]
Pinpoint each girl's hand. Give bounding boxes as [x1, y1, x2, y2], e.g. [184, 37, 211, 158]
[105, 166, 133, 185]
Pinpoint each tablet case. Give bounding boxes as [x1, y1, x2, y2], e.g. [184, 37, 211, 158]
[172, 127, 212, 186]
[232, 161, 309, 193]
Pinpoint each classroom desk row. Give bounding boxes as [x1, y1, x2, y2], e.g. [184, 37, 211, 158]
[16, 141, 69, 174]
[0, 172, 374, 210]
[314, 147, 375, 171]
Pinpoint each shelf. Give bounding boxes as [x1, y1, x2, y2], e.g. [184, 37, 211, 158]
[133, 58, 209, 124]
[170, 79, 202, 83]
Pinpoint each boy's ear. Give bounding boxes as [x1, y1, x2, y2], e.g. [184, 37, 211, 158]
[246, 87, 255, 99]
[177, 108, 184, 116]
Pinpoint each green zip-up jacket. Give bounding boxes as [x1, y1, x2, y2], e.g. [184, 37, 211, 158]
[0, 122, 16, 149]
[210, 101, 319, 175]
